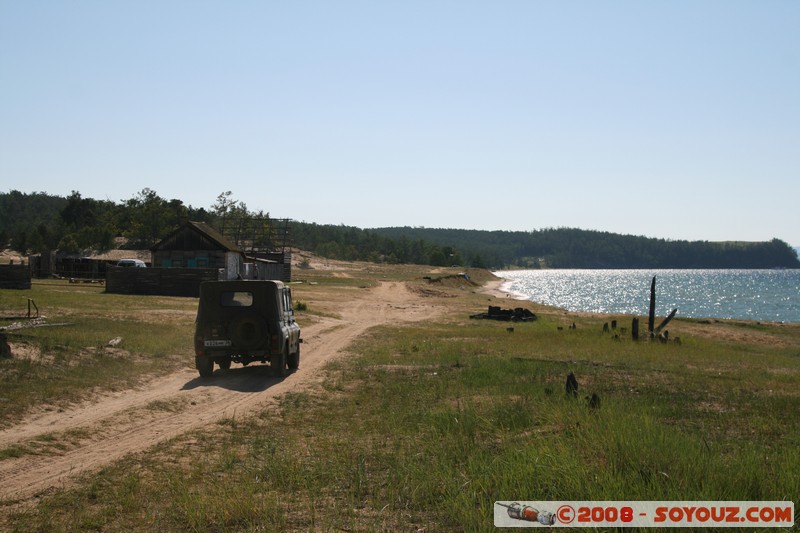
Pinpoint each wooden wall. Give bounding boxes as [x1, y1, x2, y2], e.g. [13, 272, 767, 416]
[106, 267, 219, 297]
[0, 264, 31, 290]
[151, 250, 227, 269]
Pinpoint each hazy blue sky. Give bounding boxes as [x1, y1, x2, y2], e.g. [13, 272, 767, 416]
[2, 1, 798, 245]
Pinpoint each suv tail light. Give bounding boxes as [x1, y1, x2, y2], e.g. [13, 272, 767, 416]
[194, 335, 204, 356]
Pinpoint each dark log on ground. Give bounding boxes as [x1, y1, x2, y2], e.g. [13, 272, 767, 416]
[655, 308, 678, 333]
[470, 306, 537, 322]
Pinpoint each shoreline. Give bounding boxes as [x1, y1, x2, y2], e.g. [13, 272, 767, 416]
[478, 276, 800, 330]
[476, 277, 800, 351]
[486, 269, 800, 325]
[479, 279, 514, 301]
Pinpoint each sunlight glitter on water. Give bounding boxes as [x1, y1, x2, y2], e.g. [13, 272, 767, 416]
[495, 269, 800, 323]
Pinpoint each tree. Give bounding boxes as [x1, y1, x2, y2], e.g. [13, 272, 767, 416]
[11, 230, 27, 254]
[122, 189, 182, 248]
[428, 248, 447, 266]
[211, 191, 252, 222]
[61, 191, 97, 228]
[1, 190, 67, 253]
[57, 234, 80, 254]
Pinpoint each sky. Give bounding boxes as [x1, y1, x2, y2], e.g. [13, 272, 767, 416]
[1, 1, 799, 245]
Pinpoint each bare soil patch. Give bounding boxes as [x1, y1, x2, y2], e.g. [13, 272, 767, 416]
[4, 342, 48, 363]
[0, 250, 26, 265]
[0, 280, 446, 508]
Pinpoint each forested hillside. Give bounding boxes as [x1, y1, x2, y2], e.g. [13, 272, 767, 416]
[370, 227, 800, 269]
[2, 190, 798, 269]
[0, 189, 214, 254]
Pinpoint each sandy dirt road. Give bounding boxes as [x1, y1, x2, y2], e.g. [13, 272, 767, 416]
[0, 281, 445, 504]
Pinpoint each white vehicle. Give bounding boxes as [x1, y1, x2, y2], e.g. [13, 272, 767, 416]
[116, 259, 147, 268]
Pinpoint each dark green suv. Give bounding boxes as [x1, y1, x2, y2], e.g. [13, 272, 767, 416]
[193, 280, 301, 378]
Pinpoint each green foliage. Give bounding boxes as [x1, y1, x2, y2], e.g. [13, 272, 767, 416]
[0, 189, 213, 255]
[120, 188, 184, 248]
[2, 190, 797, 269]
[60, 191, 118, 252]
[291, 223, 800, 269]
[0, 190, 67, 253]
[372, 226, 800, 269]
[211, 190, 248, 219]
[57, 234, 81, 254]
[291, 221, 462, 267]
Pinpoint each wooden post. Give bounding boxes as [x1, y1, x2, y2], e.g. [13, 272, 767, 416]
[632, 317, 639, 341]
[655, 308, 678, 333]
[648, 276, 656, 334]
[0, 333, 10, 358]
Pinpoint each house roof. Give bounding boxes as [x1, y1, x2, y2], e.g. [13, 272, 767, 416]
[151, 221, 242, 253]
[89, 249, 152, 262]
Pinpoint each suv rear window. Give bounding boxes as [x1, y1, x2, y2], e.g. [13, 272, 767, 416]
[220, 291, 253, 307]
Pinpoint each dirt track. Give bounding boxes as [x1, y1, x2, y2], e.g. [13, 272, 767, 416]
[0, 281, 444, 504]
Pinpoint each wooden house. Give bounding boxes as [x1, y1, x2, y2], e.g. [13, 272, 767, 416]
[151, 220, 243, 280]
[149, 220, 289, 281]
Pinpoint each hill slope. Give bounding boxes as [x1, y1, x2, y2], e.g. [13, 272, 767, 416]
[369, 226, 800, 269]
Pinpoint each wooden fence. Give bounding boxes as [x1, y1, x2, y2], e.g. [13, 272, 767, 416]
[106, 267, 219, 297]
[0, 264, 32, 290]
[249, 250, 292, 282]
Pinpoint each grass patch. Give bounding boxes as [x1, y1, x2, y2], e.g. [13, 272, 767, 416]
[0, 281, 196, 425]
[7, 302, 800, 531]
[7, 286, 799, 531]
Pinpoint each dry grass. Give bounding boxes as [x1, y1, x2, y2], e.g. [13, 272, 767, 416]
[3, 262, 799, 531]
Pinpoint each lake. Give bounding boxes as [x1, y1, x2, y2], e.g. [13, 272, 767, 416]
[494, 269, 800, 323]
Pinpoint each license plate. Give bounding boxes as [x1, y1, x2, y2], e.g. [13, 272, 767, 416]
[204, 339, 232, 347]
